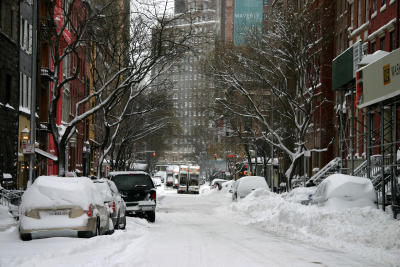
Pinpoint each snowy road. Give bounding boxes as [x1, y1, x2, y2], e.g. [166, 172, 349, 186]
[0, 188, 389, 267]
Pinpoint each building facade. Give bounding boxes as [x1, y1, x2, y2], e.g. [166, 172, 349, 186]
[17, 0, 34, 189]
[0, 0, 20, 188]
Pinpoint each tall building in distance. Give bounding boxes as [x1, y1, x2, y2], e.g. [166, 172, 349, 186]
[159, 0, 218, 163]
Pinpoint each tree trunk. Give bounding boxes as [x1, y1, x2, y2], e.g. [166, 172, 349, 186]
[57, 143, 66, 177]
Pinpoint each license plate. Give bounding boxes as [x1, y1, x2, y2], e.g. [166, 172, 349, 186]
[41, 209, 70, 216]
[141, 206, 153, 211]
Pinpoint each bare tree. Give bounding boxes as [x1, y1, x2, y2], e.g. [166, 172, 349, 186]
[43, 0, 196, 176]
[206, 2, 334, 189]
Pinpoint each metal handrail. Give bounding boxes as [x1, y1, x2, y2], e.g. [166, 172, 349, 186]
[308, 157, 341, 185]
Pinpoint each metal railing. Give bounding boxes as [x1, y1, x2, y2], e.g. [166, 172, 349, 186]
[307, 157, 342, 185]
[0, 188, 24, 219]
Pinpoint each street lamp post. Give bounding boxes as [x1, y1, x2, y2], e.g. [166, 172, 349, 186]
[29, 0, 38, 186]
[82, 141, 91, 177]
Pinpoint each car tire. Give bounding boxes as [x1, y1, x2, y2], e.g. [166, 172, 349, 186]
[108, 218, 114, 235]
[95, 218, 100, 236]
[119, 215, 126, 230]
[146, 211, 155, 223]
[20, 233, 31, 241]
[114, 214, 119, 230]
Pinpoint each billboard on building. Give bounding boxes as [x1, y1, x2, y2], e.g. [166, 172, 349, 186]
[234, 0, 263, 46]
[357, 48, 400, 108]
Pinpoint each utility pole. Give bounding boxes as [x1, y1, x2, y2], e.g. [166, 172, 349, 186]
[29, 0, 38, 186]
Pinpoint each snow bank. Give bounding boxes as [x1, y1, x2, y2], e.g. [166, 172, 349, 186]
[21, 176, 103, 212]
[227, 189, 400, 266]
[282, 186, 316, 203]
[0, 205, 15, 230]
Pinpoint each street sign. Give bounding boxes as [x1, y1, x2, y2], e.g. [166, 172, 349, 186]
[22, 143, 35, 154]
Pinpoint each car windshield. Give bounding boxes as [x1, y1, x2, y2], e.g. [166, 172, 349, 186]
[112, 174, 153, 190]
[180, 177, 187, 185]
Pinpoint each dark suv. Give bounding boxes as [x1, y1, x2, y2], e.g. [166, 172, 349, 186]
[109, 171, 156, 222]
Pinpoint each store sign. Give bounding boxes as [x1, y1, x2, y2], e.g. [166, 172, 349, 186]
[358, 48, 400, 108]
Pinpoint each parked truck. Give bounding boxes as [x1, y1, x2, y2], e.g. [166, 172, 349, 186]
[166, 166, 174, 187]
[188, 165, 201, 194]
[177, 165, 189, 194]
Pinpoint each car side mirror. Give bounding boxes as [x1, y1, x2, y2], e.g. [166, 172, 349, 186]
[229, 189, 233, 193]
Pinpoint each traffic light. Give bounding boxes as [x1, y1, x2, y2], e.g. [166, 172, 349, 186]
[152, 152, 156, 157]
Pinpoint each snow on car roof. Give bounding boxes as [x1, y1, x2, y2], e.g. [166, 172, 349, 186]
[93, 180, 113, 201]
[314, 174, 376, 201]
[21, 176, 103, 211]
[109, 171, 149, 176]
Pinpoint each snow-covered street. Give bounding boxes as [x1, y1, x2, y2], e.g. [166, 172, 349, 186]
[0, 186, 399, 267]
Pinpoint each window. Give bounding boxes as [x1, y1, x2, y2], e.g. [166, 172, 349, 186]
[365, 0, 369, 23]
[19, 73, 31, 109]
[390, 30, 395, 51]
[371, 41, 376, 52]
[5, 74, 11, 104]
[358, 0, 362, 26]
[380, 35, 385, 51]
[372, 0, 377, 11]
[350, 4, 354, 28]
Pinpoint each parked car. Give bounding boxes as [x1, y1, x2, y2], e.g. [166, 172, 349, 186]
[19, 176, 112, 241]
[304, 174, 377, 209]
[109, 171, 157, 222]
[231, 176, 269, 201]
[93, 179, 126, 230]
[153, 171, 166, 183]
[210, 179, 227, 190]
[152, 177, 162, 187]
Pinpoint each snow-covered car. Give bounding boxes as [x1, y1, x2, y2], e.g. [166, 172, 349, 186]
[153, 171, 166, 183]
[309, 174, 377, 209]
[210, 179, 227, 190]
[231, 176, 269, 201]
[19, 176, 112, 241]
[93, 179, 126, 230]
[152, 177, 162, 187]
[109, 171, 157, 222]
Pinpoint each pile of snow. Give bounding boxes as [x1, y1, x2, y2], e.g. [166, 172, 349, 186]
[282, 186, 316, 203]
[312, 174, 376, 209]
[0, 205, 15, 230]
[227, 188, 400, 266]
[20, 176, 103, 212]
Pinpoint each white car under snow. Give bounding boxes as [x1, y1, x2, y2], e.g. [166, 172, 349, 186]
[311, 174, 377, 209]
